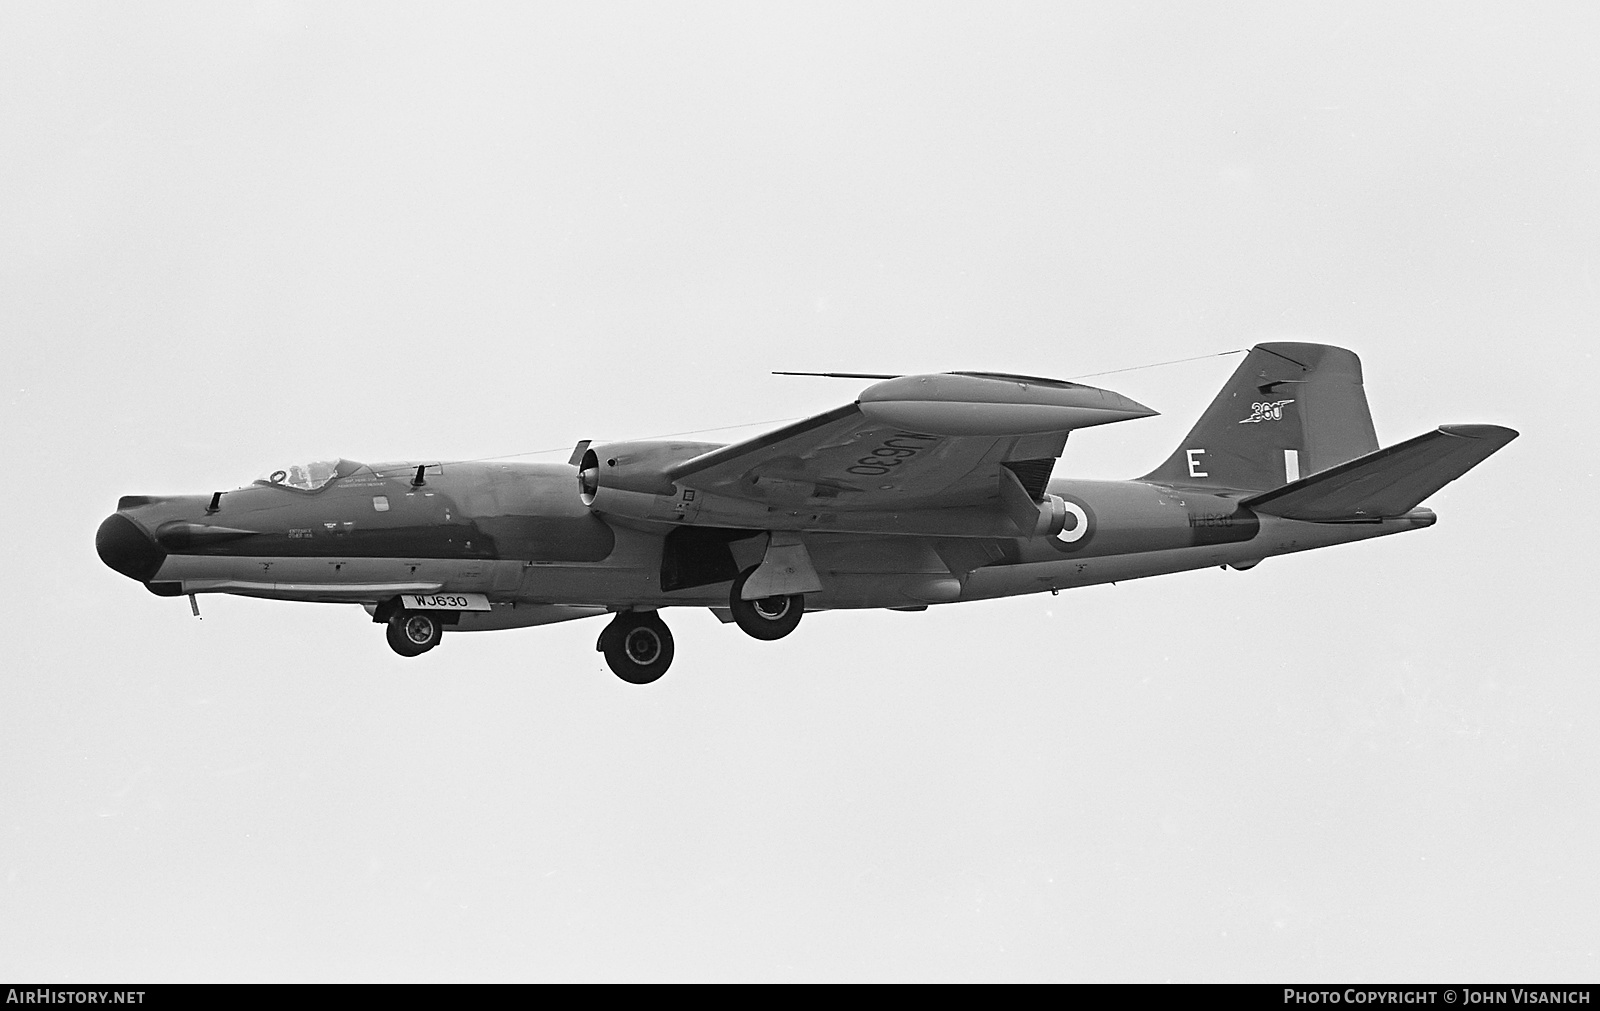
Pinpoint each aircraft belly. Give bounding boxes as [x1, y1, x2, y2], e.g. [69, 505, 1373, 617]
[803, 537, 959, 608]
[446, 603, 608, 631]
[500, 531, 966, 611]
[155, 554, 526, 601]
[153, 511, 650, 605]
[513, 563, 662, 607]
[509, 523, 660, 606]
[962, 512, 1427, 601]
[806, 573, 963, 609]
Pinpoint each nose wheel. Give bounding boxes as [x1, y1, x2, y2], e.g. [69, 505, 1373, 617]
[597, 611, 675, 684]
[729, 567, 804, 640]
[386, 610, 443, 656]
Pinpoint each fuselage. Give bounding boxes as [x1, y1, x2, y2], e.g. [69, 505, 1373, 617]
[96, 458, 1433, 620]
[92, 344, 1507, 682]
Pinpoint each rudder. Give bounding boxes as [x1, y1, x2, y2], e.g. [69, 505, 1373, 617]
[1141, 343, 1379, 492]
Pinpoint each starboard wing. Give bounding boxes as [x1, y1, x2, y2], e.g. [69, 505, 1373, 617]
[666, 372, 1157, 514]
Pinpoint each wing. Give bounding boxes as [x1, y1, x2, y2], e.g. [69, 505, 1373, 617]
[665, 372, 1156, 524]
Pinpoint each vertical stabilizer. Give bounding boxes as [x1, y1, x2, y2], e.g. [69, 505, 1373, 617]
[1141, 343, 1379, 492]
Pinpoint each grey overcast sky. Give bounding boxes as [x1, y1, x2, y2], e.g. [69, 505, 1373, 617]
[2, 1, 1596, 981]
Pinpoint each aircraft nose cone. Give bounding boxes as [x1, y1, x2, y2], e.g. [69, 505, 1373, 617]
[96, 513, 167, 582]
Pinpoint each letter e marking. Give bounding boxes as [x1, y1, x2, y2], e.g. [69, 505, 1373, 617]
[1186, 449, 1208, 478]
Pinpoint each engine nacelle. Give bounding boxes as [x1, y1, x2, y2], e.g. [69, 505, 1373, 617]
[575, 440, 745, 524]
[576, 440, 723, 505]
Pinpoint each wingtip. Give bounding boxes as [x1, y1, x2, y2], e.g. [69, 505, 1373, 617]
[1439, 424, 1519, 443]
[1124, 398, 1161, 420]
[1106, 390, 1159, 419]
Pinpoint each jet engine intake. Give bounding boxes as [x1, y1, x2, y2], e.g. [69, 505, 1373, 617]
[576, 440, 730, 521]
[577, 449, 600, 505]
[575, 444, 683, 504]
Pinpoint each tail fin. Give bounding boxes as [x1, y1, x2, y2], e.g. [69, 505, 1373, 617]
[1141, 342, 1379, 492]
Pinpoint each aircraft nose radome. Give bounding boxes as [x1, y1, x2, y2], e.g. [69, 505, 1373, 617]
[96, 513, 167, 582]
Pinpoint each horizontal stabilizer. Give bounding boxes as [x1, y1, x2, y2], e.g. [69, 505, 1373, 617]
[1241, 424, 1518, 521]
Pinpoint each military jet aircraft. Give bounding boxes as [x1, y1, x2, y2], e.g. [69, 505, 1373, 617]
[97, 343, 1515, 683]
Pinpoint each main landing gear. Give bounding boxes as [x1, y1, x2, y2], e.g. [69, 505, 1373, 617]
[729, 566, 804, 641]
[597, 610, 675, 684]
[386, 609, 443, 657]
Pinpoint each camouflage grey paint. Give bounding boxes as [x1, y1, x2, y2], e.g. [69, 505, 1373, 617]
[95, 346, 1517, 658]
[1143, 343, 1379, 493]
[97, 462, 1366, 614]
[99, 462, 615, 570]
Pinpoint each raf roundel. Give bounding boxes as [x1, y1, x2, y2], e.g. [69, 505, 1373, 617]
[1049, 495, 1095, 552]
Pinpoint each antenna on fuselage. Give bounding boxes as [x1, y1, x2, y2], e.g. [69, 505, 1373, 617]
[411, 465, 427, 487]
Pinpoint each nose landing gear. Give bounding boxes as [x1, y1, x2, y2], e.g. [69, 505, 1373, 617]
[597, 610, 675, 684]
[386, 610, 443, 656]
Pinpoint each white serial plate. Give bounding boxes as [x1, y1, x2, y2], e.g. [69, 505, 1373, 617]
[401, 592, 492, 612]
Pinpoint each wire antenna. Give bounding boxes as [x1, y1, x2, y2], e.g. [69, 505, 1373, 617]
[461, 350, 1244, 463]
[771, 371, 901, 379]
[1064, 349, 1246, 381]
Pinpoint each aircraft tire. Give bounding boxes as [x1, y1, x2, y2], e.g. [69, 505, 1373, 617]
[729, 567, 804, 641]
[601, 612, 674, 684]
[386, 610, 443, 656]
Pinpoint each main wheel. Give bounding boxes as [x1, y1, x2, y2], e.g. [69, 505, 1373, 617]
[599, 611, 674, 684]
[386, 610, 443, 656]
[729, 567, 804, 641]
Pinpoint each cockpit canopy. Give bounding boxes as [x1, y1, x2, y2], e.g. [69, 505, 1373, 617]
[256, 458, 363, 492]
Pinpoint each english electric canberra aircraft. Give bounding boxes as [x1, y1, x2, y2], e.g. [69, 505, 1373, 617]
[97, 343, 1515, 683]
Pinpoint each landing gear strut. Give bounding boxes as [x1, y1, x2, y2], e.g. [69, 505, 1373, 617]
[386, 610, 443, 656]
[729, 566, 804, 641]
[597, 610, 675, 684]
